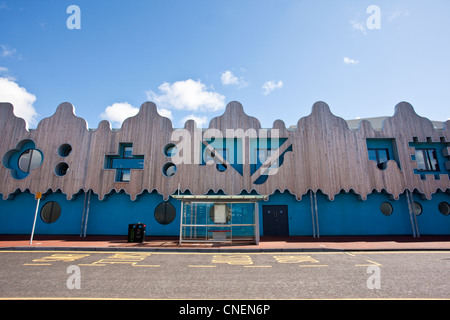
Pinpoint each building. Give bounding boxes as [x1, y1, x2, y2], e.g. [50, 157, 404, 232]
[0, 100, 449, 241]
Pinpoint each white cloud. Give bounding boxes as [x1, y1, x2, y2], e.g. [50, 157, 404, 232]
[0, 66, 15, 81]
[0, 77, 37, 127]
[100, 102, 139, 127]
[388, 10, 410, 22]
[262, 80, 283, 96]
[221, 71, 238, 85]
[344, 57, 359, 65]
[156, 107, 173, 120]
[100, 102, 174, 127]
[221, 70, 248, 88]
[350, 19, 367, 35]
[181, 114, 209, 128]
[146, 79, 226, 112]
[0, 44, 17, 58]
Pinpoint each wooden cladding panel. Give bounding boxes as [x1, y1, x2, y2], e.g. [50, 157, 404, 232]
[0, 100, 449, 201]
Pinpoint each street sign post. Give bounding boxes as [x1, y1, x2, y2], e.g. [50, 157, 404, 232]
[29, 192, 42, 245]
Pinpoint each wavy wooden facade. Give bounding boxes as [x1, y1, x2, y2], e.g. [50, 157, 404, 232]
[0, 101, 449, 202]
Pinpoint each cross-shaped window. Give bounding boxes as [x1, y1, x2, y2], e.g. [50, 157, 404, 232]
[104, 143, 144, 182]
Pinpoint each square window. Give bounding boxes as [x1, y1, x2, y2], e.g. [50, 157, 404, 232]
[105, 143, 144, 182]
[367, 148, 390, 169]
[119, 169, 131, 182]
[377, 149, 388, 164]
[368, 149, 377, 162]
[123, 146, 133, 158]
[415, 149, 439, 171]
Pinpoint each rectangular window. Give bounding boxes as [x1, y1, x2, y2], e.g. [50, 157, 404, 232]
[123, 146, 133, 158]
[366, 138, 400, 170]
[205, 148, 228, 163]
[368, 148, 390, 169]
[256, 149, 279, 171]
[121, 170, 131, 182]
[104, 143, 144, 182]
[117, 169, 131, 182]
[215, 149, 228, 171]
[415, 149, 439, 171]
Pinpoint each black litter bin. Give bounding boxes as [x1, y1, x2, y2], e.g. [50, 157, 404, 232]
[128, 223, 146, 243]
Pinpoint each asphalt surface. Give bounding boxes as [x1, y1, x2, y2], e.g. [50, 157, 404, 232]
[1, 250, 449, 300]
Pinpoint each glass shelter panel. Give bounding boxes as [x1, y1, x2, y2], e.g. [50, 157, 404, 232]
[179, 199, 259, 244]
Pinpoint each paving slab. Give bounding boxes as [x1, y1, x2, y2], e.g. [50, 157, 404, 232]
[1, 235, 450, 252]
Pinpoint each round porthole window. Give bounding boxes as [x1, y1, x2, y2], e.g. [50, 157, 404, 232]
[412, 202, 423, 216]
[162, 162, 177, 177]
[40, 201, 61, 224]
[216, 164, 227, 172]
[55, 162, 69, 176]
[18, 149, 43, 173]
[163, 143, 178, 157]
[380, 202, 393, 216]
[58, 144, 72, 157]
[154, 202, 176, 225]
[438, 202, 450, 216]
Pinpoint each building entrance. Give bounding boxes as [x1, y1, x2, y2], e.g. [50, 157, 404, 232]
[263, 205, 289, 236]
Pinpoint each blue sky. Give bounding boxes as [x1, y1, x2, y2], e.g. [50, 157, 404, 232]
[0, 0, 449, 129]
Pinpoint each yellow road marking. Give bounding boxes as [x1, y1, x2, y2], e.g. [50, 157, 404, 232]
[132, 265, 160, 267]
[299, 265, 328, 268]
[345, 252, 356, 256]
[0, 250, 350, 255]
[212, 255, 253, 265]
[274, 255, 320, 264]
[31, 253, 90, 263]
[243, 265, 272, 268]
[0, 297, 447, 300]
[188, 265, 216, 268]
[2, 250, 449, 254]
[76, 252, 152, 266]
[355, 259, 382, 267]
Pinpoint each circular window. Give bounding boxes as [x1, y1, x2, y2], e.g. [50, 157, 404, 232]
[162, 162, 177, 177]
[163, 143, 178, 157]
[40, 201, 61, 224]
[412, 202, 423, 216]
[380, 202, 393, 216]
[154, 202, 176, 225]
[216, 163, 227, 172]
[55, 162, 69, 176]
[438, 202, 450, 216]
[18, 149, 43, 173]
[58, 144, 72, 157]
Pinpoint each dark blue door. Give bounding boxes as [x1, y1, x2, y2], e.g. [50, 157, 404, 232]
[263, 205, 289, 236]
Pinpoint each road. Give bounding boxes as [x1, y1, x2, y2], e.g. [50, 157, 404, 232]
[0, 250, 449, 300]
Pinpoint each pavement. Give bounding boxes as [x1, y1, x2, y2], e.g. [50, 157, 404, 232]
[1, 234, 450, 252]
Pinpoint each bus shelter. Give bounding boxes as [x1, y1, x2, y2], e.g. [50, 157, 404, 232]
[171, 195, 267, 245]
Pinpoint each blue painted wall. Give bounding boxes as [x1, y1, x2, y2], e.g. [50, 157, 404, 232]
[86, 190, 180, 236]
[0, 190, 181, 236]
[412, 191, 450, 235]
[259, 190, 450, 236]
[259, 190, 314, 236]
[317, 191, 412, 236]
[0, 190, 83, 235]
[1, 189, 449, 236]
